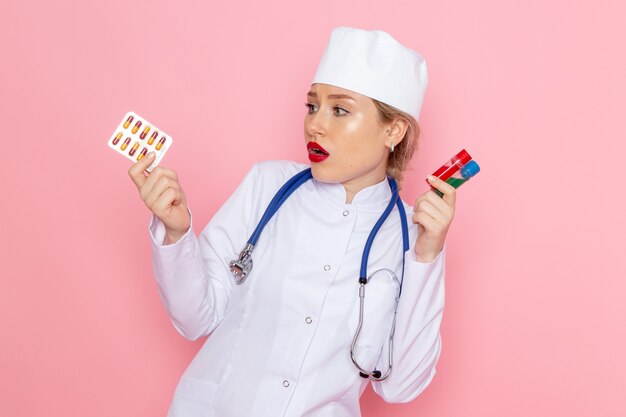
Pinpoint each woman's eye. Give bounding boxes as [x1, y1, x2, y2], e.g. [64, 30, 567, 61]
[305, 103, 317, 113]
[333, 106, 348, 116]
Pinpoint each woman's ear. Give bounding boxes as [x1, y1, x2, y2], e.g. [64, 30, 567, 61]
[385, 118, 409, 148]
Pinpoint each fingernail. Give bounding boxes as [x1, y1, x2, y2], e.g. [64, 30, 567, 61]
[427, 175, 435, 182]
[147, 152, 155, 159]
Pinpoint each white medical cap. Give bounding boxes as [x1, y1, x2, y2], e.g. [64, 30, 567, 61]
[312, 26, 428, 120]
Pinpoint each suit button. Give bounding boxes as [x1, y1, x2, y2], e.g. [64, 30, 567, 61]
[305, 317, 312, 324]
[283, 380, 290, 387]
[343, 210, 350, 216]
[324, 264, 331, 271]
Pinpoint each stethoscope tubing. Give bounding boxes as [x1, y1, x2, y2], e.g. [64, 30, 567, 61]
[231, 168, 410, 381]
[352, 178, 408, 381]
[248, 168, 313, 246]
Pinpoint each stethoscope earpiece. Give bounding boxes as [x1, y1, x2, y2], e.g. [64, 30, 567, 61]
[359, 370, 382, 379]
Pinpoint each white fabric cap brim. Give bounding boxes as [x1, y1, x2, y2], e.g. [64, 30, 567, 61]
[312, 26, 428, 120]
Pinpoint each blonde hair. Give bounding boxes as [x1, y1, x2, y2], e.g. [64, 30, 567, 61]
[372, 99, 421, 184]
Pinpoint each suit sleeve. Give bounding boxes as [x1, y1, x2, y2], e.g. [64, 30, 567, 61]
[148, 164, 261, 341]
[371, 238, 446, 403]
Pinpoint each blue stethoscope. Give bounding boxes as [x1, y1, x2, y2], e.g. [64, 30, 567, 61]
[229, 168, 410, 381]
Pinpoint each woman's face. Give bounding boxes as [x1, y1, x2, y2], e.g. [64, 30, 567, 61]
[304, 83, 391, 189]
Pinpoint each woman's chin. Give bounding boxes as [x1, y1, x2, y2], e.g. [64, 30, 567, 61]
[310, 165, 342, 184]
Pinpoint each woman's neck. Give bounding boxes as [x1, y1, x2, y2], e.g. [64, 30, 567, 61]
[342, 169, 387, 204]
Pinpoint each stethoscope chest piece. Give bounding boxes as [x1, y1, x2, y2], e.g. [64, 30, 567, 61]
[229, 243, 254, 284]
[229, 168, 314, 285]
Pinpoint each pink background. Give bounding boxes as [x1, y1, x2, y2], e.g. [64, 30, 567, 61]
[2, 0, 625, 416]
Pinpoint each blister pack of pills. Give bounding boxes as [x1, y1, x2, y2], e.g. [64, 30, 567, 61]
[108, 111, 173, 172]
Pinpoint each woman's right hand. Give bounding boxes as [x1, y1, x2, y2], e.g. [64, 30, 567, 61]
[128, 152, 191, 244]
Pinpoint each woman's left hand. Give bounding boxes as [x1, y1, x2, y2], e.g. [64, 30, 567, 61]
[412, 175, 456, 262]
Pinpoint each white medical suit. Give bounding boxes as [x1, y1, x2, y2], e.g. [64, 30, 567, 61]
[148, 160, 446, 417]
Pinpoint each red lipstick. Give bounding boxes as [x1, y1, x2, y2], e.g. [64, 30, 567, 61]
[307, 141, 330, 163]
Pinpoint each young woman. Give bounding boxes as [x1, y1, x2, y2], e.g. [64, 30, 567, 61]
[129, 26, 455, 417]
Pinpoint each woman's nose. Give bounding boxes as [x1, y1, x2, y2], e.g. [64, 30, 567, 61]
[306, 111, 327, 137]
